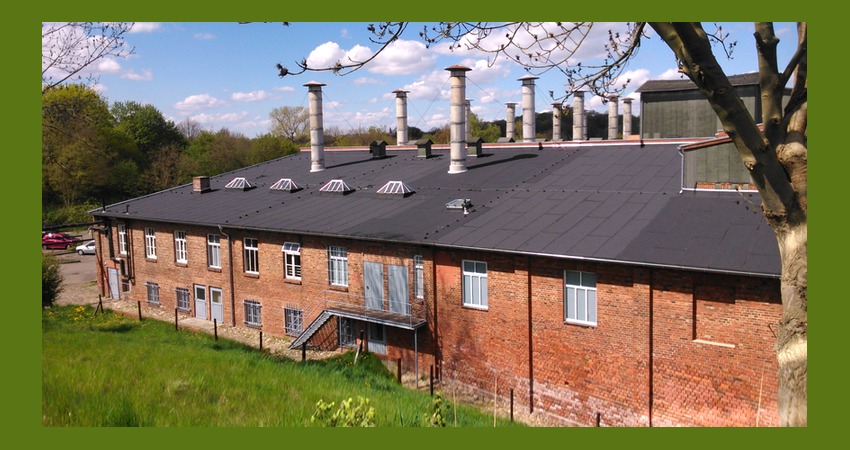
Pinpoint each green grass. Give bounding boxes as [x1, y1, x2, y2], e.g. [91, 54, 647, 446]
[42, 305, 521, 427]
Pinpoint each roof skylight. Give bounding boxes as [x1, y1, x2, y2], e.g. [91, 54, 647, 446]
[319, 179, 354, 194]
[224, 177, 255, 190]
[376, 180, 415, 196]
[269, 178, 301, 192]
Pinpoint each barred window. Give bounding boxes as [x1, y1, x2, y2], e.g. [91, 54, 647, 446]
[284, 307, 303, 336]
[176, 287, 190, 311]
[145, 282, 160, 304]
[244, 300, 261, 327]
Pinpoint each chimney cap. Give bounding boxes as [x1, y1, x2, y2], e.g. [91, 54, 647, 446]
[518, 74, 539, 81]
[303, 80, 326, 88]
[445, 64, 472, 72]
[392, 89, 410, 95]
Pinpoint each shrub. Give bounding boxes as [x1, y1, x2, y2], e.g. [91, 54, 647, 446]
[311, 397, 376, 427]
[42, 253, 64, 308]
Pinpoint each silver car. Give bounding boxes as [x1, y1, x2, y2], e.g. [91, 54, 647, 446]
[75, 240, 96, 255]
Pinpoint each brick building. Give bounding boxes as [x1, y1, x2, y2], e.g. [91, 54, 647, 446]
[89, 139, 781, 427]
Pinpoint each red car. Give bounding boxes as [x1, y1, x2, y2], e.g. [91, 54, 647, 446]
[42, 233, 75, 250]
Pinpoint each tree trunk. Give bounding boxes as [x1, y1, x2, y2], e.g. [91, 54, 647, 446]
[775, 222, 808, 426]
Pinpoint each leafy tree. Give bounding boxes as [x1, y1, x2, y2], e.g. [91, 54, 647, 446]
[246, 133, 299, 166]
[276, 21, 807, 426]
[469, 113, 501, 143]
[42, 84, 120, 206]
[310, 397, 376, 427]
[42, 22, 134, 94]
[111, 101, 186, 160]
[177, 118, 204, 140]
[269, 105, 309, 143]
[42, 253, 63, 308]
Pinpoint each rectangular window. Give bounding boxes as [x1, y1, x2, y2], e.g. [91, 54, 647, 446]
[174, 230, 188, 264]
[244, 238, 259, 274]
[144, 227, 157, 259]
[328, 246, 348, 287]
[564, 271, 597, 326]
[414, 255, 424, 299]
[145, 282, 160, 304]
[118, 224, 128, 255]
[283, 242, 302, 280]
[176, 287, 190, 311]
[207, 234, 221, 269]
[284, 307, 303, 336]
[462, 260, 488, 309]
[244, 300, 262, 327]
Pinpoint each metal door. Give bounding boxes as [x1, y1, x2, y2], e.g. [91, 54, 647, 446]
[107, 268, 120, 300]
[364, 262, 384, 311]
[388, 264, 410, 314]
[367, 323, 386, 354]
[210, 287, 223, 324]
[194, 284, 207, 319]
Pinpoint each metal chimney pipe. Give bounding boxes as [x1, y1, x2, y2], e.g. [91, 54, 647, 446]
[446, 65, 471, 174]
[622, 97, 633, 139]
[552, 102, 563, 142]
[465, 99, 473, 143]
[393, 89, 410, 145]
[608, 94, 619, 140]
[505, 102, 517, 141]
[304, 81, 326, 172]
[572, 90, 585, 141]
[518, 75, 539, 142]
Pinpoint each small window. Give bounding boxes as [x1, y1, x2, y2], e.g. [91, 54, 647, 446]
[145, 282, 160, 305]
[564, 271, 597, 326]
[414, 255, 424, 299]
[117, 224, 128, 255]
[284, 307, 303, 336]
[462, 260, 488, 309]
[144, 228, 157, 259]
[174, 230, 188, 264]
[328, 246, 349, 287]
[244, 238, 259, 274]
[207, 234, 221, 269]
[176, 287, 190, 311]
[283, 242, 302, 280]
[244, 300, 262, 327]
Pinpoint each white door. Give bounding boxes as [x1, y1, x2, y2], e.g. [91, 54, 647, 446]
[388, 265, 409, 315]
[367, 323, 386, 354]
[107, 268, 120, 300]
[194, 284, 207, 319]
[210, 287, 224, 324]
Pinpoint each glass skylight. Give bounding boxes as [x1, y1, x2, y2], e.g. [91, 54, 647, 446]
[269, 178, 301, 192]
[224, 177, 254, 190]
[319, 179, 354, 194]
[376, 180, 415, 196]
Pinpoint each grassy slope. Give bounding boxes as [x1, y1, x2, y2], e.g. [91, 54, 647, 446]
[42, 305, 518, 427]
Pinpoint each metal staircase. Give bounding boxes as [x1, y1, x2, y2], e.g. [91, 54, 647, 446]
[289, 310, 334, 349]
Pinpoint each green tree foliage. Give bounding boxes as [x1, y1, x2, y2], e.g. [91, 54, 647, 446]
[246, 133, 300, 166]
[42, 253, 63, 308]
[42, 84, 122, 206]
[269, 105, 309, 143]
[469, 113, 501, 143]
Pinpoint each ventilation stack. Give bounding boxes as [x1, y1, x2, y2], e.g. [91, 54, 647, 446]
[393, 89, 410, 145]
[608, 94, 619, 140]
[518, 74, 539, 142]
[505, 102, 517, 141]
[446, 65, 471, 174]
[572, 90, 585, 141]
[622, 97, 633, 139]
[552, 102, 563, 142]
[304, 81, 326, 172]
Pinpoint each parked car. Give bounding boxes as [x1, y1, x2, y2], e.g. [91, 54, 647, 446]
[42, 233, 74, 250]
[75, 240, 96, 255]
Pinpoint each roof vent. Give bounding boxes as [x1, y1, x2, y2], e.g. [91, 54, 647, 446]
[193, 176, 211, 193]
[319, 179, 354, 195]
[446, 198, 472, 210]
[269, 178, 302, 192]
[376, 181, 415, 197]
[224, 177, 255, 190]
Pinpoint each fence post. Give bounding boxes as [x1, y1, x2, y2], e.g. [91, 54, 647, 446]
[175, 308, 178, 331]
[302, 343, 306, 362]
[259, 331, 263, 351]
[397, 357, 402, 383]
[430, 365, 434, 396]
[510, 388, 514, 423]
[214, 318, 218, 341]
[596, 412, 601, 427]
[137, 301, 142, 321]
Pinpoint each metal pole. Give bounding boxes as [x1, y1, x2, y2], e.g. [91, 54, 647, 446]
[302, 343, 306, 362]
[214, 318, 218, 341]
[175, 308, 178, 331]
[430, 365, 434, 396]
[259, 331, 263, 351]
[137, 301, 142, 321]
[510, 388, 514, 423]
[397, 358, 402, 383]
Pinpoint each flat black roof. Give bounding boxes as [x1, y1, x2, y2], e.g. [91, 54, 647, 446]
[92, 142, 779, 277]
[636, 72, 759, 93]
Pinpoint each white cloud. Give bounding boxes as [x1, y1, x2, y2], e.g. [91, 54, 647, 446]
[193, 32, 215, 40]
[305, 41, 349, 69]
[231, 90, 269, 102]
[175, 94, 226, 112]
[353, 77, 381, 86]
[189, 111, 249, 125]
[95, 58, 121, 74]
[366, 39, 437, 76]
[275, 86, 296, 93]
[129, 22, 161, 33]
[657, 68, 684, 80]
[122, 68, 153, 81]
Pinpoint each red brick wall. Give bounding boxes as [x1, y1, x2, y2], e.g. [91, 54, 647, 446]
[94, 220, 781, 427]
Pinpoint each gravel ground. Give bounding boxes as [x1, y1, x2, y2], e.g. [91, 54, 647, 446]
[52, 264, 571, 427]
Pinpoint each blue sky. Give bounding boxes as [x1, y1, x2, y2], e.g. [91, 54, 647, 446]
[48, 22, 799, 137]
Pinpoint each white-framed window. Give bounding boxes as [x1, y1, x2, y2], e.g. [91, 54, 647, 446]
[283, 242, 302, 280]
[207, 234, 221, 269]
[117, 224, 128, 255]
[145, 282, 160, 304]
[462, 260, 488, 309]
[176, 287, 190, 311]
[244, 300, 261, 327]
[328, 246, 348, 287]
[144, 227, 157, 259]
[244, 238, 259, 274]
[414, 255, 424, 299]
[284, 307, 303, 336]
[174, 230, 188, 264]
[564, 271, 597, 326]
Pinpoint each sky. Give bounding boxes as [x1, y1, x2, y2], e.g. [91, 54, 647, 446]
[44, 22, 799, 138]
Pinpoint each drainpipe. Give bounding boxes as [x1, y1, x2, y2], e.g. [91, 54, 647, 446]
[527, 255, 534, 413]
[219, 225, 236, 327]
[649, 267, 654, 427]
